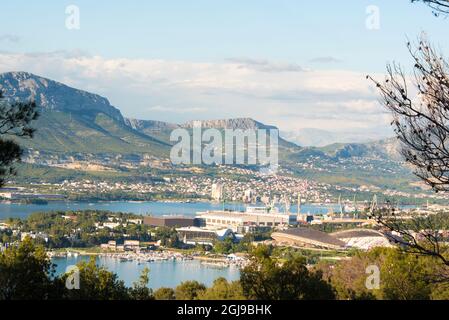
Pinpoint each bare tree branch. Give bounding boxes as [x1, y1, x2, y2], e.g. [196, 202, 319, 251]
[412, 0, 449, 16]
[368, 35, 449, 281]
[368, 35, 449, 193]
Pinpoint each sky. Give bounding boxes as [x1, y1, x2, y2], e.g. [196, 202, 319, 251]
[0, 0, 448, 142]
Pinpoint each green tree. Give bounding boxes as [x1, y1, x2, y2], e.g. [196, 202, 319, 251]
[154, 287, 176, 300]
[327, 247, 442, 300]
[378, 248, 432, 300]
[0, 237, 61, 300]
[240, 245, 335, 300]
[156, 227, 180, 248]
[197, 278, 245, 300]
[175, 281, 207, 300]
[213, 238, 234, 254]
[62, 257, 130, 300]
[129, 267, 153, 300]
[0, 90, 39, 187]
[430, 283, 449, 300]
[322, 254, 377, 300]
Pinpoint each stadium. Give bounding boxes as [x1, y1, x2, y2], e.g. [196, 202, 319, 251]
[272, 228, 393, 251]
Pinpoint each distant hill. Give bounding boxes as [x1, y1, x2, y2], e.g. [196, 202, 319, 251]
[0, 72, 418, 193]
[281, 128, 393, 147]
[124, 118, 180, 144]
[0, 71, 402, 163]
[182, 118, 277, 130]
[0, 72, 171, 155]
[128, 117, 299, 151]
[124, 118, 179, 132]
[318, 138, 402, 160]
[0, 72, 299, 159]
[0, 71, 124, 122]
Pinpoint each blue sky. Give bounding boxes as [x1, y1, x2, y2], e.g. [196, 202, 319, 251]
[0, 1, 447, 143]
[1, 0, 447, 69]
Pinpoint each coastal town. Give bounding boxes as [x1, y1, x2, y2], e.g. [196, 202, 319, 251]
[3, 159, 447, 205]
[3, 0, 449, 308]
[2, 183, 449, 271]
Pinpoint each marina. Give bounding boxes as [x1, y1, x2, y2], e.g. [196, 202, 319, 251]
[51, 255, 241, 289]
[48, 250, 248, 267]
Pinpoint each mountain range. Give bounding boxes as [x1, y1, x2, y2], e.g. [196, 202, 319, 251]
[281, 128, 394, 148]
[0, 71, 400, 161]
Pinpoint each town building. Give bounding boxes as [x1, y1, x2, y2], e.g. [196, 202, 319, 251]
[143, 216, 197, 228]
[243, 189, 254, 203]
[176, 226, 235, 246]
[0, 223, 9, 231]
[0, 188, 65, 200]
[211, 183, 223, 201]
[331, 229, 394, 250]
[272, 228, 346, 250]
[95, 222, 121, 229]
[128, 219, 143, 225]
[196, 206, 297, 232]
[20, 232, 49, 243]
[124, 240, 140, 251]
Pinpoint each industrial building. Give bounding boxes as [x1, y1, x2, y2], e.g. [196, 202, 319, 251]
[176, 226, 235, 246]
[272, 227, 395, 251]
[143, 216, 197, 228]
[272, 228, 346, 250]
[196, 206, 297, 232]
[331, 229, 393, 250]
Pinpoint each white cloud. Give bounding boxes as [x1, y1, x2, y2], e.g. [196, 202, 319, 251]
[0, 34, 20, 43]
[0, 50, 390, 136]
[308, 56, 342, 64]
[146, 105, 207, 113]
[225, 57, 306, 73]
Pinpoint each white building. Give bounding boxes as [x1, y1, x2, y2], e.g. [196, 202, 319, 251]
[331, 229, 394, 250]
[95, 222, 121, 229]
[176, 226, 235, 246]
[196, 206, 297, 232]
[243, 189, 254, 203]
[20, 232, 49, 243]
[211, 183, 223, 201]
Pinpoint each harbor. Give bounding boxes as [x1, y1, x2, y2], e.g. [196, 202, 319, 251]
[50, 254, 241, 289]
[49, 249, 248, 267]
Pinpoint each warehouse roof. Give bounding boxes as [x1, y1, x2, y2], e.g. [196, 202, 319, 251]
[273, 228, 345, 248]
[331, 229, 385, 239]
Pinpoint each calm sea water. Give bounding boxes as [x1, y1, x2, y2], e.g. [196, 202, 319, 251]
[52, 256, 240, 289]
[0, 201, 338, 219]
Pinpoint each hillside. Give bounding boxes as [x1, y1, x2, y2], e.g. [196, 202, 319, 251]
[0, 72, 172, 156]
[0, 71, 420, 194]
[182, 118, 277, 130]
[0, 72, 123, 121]
[126, 117, 299, 148]
[318, 138, 401, 160]
[281, 128, 393, 147]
